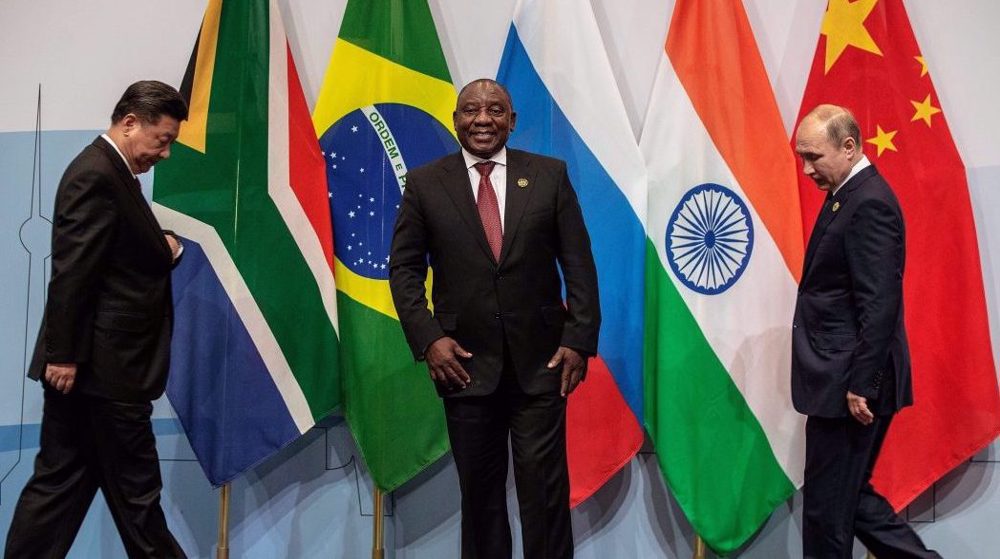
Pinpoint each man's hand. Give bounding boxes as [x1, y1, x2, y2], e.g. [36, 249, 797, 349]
[548, 346, 587, 397]
[45, 363, 77, 395]
[425, 337, 472, 390]
[165, 234, 181, 262]
[847, 391, 874, 425]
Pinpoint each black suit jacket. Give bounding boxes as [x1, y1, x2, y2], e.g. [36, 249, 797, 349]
[389, 149, 601, 397]
[792, 164, 913, 418]
[29, 137, 177, 402]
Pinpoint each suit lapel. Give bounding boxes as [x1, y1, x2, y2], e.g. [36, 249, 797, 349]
[439, 152, 497, 263]
[801, 165, 878, 281]
[801, 195, 834, 279]
[498, 149, 538, 265]
[92, 138, 172, 258]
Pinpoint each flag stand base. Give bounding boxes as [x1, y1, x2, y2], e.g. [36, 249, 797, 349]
[216, 483, 231, 559]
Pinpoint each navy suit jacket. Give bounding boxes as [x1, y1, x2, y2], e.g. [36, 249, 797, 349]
[29, 137, 177, 402]
[791, 164, 913, 418]
[389, 149, 600, 397]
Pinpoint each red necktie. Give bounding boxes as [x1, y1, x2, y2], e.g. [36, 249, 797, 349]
[474, 161, 502, 261]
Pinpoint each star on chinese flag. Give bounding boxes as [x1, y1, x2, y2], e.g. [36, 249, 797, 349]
[796, 0, 1000, 510]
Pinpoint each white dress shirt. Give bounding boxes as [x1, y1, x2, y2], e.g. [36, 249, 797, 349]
[832, 155, 871, 197]
[100, 133, 137, 179]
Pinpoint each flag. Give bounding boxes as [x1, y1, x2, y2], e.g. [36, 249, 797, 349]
[152, 0, 340, 485]
[311, 0, 457, 491]
[497, 0, 645, 507]
[796, 0, 1000, 510]
[639, 0, 807, 552]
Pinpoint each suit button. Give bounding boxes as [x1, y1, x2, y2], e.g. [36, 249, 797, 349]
[495, 274, 504, 280]
[494, 312, 501, 319]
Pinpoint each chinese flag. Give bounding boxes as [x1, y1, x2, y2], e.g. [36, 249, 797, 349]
[795, 0, 1000, 509]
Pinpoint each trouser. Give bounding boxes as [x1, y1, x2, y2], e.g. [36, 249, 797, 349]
[4, 387, 185, 559]
[803, 414, 942, 559]
[444, 367, 571, 559]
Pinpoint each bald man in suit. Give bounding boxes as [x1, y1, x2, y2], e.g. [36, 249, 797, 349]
[792, 104, 940, 559]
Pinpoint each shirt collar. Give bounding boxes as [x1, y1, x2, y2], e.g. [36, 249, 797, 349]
[832, 155, 870, 197]
[101, 133, 137, 179]
[462, 147, 508, 169]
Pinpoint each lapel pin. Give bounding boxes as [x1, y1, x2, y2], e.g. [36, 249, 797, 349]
[832, 201, 841, 212]
[517, 178, 529, 188]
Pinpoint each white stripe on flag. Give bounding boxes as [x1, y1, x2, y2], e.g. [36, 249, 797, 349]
[267, 0, 340, 335]
[511, 0, 646, 224]
[641, 54, 805, 484]
[153, 202, 315, 433]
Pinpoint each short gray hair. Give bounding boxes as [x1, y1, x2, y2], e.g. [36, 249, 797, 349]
[804, 104, 860, 146]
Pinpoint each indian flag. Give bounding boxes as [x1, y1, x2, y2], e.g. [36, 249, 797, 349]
[311, 0, 457, 491]
[640, 0, 806, 552]
[153, 0, 340, 485]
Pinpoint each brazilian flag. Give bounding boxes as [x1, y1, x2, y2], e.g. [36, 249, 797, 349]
[312, 0, 458, 490]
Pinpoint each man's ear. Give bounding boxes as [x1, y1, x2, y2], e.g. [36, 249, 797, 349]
[842, 135, 857, 157]
[121, 113, 139, 135]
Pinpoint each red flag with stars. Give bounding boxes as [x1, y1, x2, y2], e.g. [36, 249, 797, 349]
[795, 0, 1000, 509]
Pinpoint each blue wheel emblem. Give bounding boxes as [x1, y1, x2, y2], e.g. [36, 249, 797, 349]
[665, 183, 754, 295]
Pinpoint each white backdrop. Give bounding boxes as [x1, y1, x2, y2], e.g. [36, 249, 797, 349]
[1, 1, 998, 557]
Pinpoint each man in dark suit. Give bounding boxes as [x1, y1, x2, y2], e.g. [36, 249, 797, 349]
[389, 79, 600, 559]
[5, 81, 189, 558]
[792, 104, 940, 559]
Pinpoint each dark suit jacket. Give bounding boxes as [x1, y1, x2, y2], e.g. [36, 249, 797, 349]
[389, 149, 601, 397]
[792, 164, 913, 418]
[29, 137, 177, 402]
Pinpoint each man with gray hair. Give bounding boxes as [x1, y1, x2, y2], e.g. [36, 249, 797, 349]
[791, 104, 940, 558]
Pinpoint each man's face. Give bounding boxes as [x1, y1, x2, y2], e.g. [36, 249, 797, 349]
[795, 118, 855, 191]
[453, 82, 516, 159]
[121, 114, 181, 175]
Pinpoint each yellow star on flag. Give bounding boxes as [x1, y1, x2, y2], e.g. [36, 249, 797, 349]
[866, 125, 898, 157]
[911, 94, 942, 127]
[822, 0, 883, 74]
[914, 55, 929, 77]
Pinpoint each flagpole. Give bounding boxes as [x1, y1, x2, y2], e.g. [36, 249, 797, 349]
[692, 535, 706, 559]
[372, 487, 385, 559]
[216, 483, 231, 559]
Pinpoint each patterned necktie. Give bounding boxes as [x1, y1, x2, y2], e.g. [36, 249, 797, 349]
[474, 161, 503, 261]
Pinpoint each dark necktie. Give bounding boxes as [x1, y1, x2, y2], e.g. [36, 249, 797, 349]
[474, 161, 502, 261]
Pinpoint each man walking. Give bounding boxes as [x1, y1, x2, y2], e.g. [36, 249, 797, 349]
[792, 104, 941, 559]
[5, 80, 189, 559]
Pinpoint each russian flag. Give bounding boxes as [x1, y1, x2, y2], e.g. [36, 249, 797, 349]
[497, 0, 646, 506]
